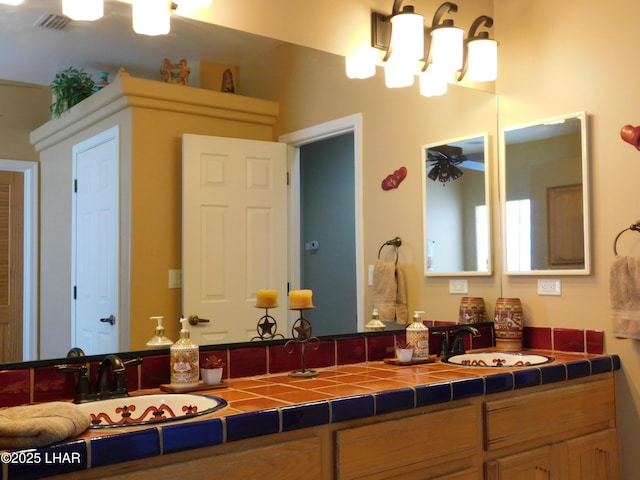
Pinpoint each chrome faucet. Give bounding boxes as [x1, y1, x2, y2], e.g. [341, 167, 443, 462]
[438, 326, 481, 358]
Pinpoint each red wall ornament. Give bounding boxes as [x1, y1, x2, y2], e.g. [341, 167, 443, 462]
[381, 166, 407, 190]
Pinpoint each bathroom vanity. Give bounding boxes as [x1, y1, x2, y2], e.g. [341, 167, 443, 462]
[14, 349, 618, 480]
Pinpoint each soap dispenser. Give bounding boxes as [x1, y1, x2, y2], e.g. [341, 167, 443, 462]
[406, 311, 429, 359]
[365, 308, 386, 332]
[146, 316, 173, 349]
[170, 317, 199, 388]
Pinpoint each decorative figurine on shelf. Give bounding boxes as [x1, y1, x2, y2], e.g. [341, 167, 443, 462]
[221, 68, 235, 93]
[93, 71, 110, 92]
[161, 58, 190, 85]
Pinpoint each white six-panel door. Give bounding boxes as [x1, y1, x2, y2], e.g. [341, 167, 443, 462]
[72, 126, 120, 354]
[182, 134, 288, 345]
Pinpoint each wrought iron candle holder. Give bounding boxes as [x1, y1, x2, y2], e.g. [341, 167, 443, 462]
[284, 308, 320, 378]
[251, 307, 284, 341]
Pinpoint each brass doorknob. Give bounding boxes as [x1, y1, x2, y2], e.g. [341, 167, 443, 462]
[187, 315, 210, 326]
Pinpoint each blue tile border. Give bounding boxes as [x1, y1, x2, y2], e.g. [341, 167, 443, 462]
[162, 418, 223, 454]
[282, 401, 330, 431]
[514, 368, 541, 389]
[590, 356, 613, 375]
[90, 428, 160, 468]
[540, 364, 567, 384]
[415, 381, 452, 406]
[566, 360, 591, 380]
[452, 377, 484, 400]
[374, 388, 415, 415]
[226, 409, 280, 442]
[330, 395, 375, 423]
[485, 372, 514, 394]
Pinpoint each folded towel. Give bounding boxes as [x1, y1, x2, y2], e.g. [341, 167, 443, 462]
[373, 260, 397, 321]
[395, 265, 409, 325]
[0, 402, 91, 449]
[610, 256, 640, 339]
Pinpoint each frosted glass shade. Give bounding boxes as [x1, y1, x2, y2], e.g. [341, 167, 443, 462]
[133, 0, 171, 36]
[345, 49, 377, 79]
[419, 65, 448, 97]
[467, 38, 498, 82]
[389, 8, 424, 62]
[384, 58, 415, 88]
[62, 0, 103, 21]
[430, 26, 464, 74]
[0, 0, 24, 5]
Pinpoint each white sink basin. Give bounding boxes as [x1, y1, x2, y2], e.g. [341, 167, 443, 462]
[442, 352, 553, 367]
[76, 394, 227, 428]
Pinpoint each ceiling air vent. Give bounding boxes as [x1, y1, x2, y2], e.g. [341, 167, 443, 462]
[33, 12, 72, 31]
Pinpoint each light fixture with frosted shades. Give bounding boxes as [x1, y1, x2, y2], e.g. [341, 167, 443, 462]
[62, 0, 103, 21]
[345, 48, 378, 79]
[428, 3, 464, 75]
[458, 16, 497, 82]
[346, 1, 497, 97]
[0, 0, 24, 5]
[133, 0, 171, 36]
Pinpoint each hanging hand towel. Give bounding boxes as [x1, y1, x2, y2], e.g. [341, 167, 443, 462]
[610, 255, 640, 339]
[372, 260, 398, 321]
[395, 264, 409, 324]
[0, 401, 91, 449]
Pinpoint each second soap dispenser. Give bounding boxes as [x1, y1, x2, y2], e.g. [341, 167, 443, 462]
[170, 317, 199, 388]
[406, 311, 429, 359]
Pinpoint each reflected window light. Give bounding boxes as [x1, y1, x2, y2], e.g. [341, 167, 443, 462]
[506, 199, 531, 271]
[475, 204, 489, 272]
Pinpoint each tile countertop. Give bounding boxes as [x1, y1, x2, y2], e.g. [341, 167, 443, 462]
[2, 349, 621, 479]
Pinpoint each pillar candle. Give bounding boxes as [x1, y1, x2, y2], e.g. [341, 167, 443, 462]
[256, 289, 279, 308]
[288, 289, 314, 309]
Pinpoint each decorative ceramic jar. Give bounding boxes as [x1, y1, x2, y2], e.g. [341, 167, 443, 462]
[494, 297, 524, 351]
[459, 297, 487, 324]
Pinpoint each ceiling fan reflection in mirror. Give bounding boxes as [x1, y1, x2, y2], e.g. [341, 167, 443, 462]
[426, 144, 466, 183]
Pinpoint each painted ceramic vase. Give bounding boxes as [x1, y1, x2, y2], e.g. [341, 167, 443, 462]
[494, 297, 524, 351]
[459, 297, 487, 324]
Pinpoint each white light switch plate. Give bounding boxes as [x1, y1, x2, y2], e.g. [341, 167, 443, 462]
[168, 269, 182, 289]
[538, 279, 561, 295]
[368, 265, 374, 286]
[449, 279, 468, 294]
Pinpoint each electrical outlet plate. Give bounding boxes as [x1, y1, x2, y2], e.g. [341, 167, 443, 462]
[538, 279, 561, 296]
[449, 279, 468, 294]
[168, 269, 182, 289]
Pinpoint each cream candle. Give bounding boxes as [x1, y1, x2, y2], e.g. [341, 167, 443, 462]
[256, 289, 279, 308]
[288, 289, 314, 309]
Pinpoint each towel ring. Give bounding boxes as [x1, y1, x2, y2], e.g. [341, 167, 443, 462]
[613, 222, 640, 255]
[378, 237, 402, 264]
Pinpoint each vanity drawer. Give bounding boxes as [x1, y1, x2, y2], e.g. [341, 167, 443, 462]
[484, 376, 615, 452]
[335, 405, 479, 480]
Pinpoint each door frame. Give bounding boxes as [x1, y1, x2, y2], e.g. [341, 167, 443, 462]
[279, 113, 365, 332]
[0, 159, 38, 361]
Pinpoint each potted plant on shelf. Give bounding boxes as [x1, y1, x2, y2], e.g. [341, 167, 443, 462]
[49, 67, 95, 118]
[200, 355, 225, 384]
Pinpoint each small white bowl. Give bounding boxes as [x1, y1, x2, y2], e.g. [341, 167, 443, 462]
[201, 368, 223, 384]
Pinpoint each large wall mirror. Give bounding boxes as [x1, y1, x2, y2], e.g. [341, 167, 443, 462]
[3, 2, 499, 365]
[500, 112, 590, 275]
[422, 133, 491, 276]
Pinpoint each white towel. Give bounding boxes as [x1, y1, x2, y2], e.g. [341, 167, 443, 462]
[372, 260, 409, 324]
[610, 256, 640, 339]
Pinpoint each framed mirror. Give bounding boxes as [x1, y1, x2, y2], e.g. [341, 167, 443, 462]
[500, 112, 590, 275]
[422, 132, 491, 276]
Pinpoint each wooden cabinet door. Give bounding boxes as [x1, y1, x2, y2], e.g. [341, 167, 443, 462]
[561, 429, 620, 480]
[485, 445, 552, 480]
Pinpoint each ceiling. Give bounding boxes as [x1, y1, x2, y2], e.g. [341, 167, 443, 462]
[0, 0, 283, 86]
